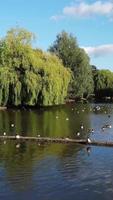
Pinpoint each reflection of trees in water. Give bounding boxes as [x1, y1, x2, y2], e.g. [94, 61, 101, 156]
[0, 104, 93, 192]
[56, 144, 88, 181]
[0, 139, 87, 192]
[0, 103, 92, 138]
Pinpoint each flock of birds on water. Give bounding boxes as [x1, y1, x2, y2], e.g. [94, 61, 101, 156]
[0, 105, 113, 153]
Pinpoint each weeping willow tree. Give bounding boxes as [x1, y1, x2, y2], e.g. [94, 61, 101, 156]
[0, 27, 71, 106]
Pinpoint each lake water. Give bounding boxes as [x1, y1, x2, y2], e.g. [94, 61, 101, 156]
[0, 103, 113, 200]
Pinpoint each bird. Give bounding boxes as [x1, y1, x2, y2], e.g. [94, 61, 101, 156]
[102, 124, 112, 129]
[16, 135, 20, 139]
[3, 132, 6, 136]
[11, 123, 15, 127]
[87, 138, 91, 144]
[76, 132, 80, 136]
[95, 106, 101, 111]
[80, 124, 84, 130]
[37, 134, 40, 137]
[91, 128, 94, 133]
[16, 143, 20, 148]
[86, 146, 91, 155]
[66, 117, 69, 121]
[56, 116, 59, 119]
[65, 137, 70, 140]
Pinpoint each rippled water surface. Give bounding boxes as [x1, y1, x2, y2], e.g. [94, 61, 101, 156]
[1, 103, 113, 200]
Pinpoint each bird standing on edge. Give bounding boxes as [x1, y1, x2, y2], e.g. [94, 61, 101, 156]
[87, 138, 91, 144]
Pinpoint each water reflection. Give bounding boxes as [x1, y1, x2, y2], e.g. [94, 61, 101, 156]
[0, 104, 91, 138]
[0, 104, 113, 199]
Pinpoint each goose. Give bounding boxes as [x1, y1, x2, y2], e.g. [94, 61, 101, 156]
[102, 124, 112, 129]
[86, 146, 91, 155]
[91, 128, 94, 133]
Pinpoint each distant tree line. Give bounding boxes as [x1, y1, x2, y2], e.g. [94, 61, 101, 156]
[0, 28, 113, 107]
[92, 66, 113, 100]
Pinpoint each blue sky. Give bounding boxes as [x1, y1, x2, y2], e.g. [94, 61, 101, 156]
[0, 0, 113, 71]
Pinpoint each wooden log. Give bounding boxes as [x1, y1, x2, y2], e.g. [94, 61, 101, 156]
[0, 107, 7, 110]
[0, 135, 113, 147]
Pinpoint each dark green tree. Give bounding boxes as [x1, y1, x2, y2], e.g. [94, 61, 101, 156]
[94, 69, 113, 99]
[49, 31, 94, 98]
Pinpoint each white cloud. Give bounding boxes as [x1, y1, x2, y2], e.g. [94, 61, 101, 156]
[50, 15, 65, 21]
[51, 1, 113, 20]
[82, 44, 113, 57]
[63, 1, 113, 17]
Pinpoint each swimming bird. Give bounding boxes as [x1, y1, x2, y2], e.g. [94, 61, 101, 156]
[102, 124, 112, 129]
[76, 132, 80, 136]
[91, 128, 94, 133]
[86, 146, 91, 155]
[80, 124, 84, 130]
[66, 118, 69, 121]
[3, 132, 6, 136]
[37, 134, 40, 137]
[16, 143, 20, 148]
[11, 123, 15, 127]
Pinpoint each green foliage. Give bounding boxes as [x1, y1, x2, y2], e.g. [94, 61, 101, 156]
[0, 28, 71, 106]
[94, 69, 113, 98]
[73, 48, 94, 97]
[49, 31, 94, 98]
